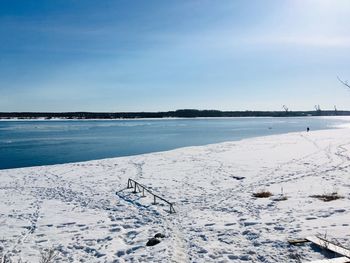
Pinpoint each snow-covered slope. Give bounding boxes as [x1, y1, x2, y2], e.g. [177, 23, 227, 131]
[1, 129, 350, 262]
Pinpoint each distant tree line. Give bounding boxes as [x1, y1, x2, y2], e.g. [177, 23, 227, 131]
[1, 109, 350, 119]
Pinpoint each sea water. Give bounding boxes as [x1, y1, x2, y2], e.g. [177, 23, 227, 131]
[0, 117, 349, 169]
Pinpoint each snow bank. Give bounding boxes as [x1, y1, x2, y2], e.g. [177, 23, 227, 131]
[1, 129, 350, 262]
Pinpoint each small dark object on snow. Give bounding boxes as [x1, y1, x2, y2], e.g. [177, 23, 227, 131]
[307, 127, 310, 132]
[146, 238, 161, 246]
[232, 176, 245, 180]
[310, 192, 343, 202]
[154, 233, 165, 238]
[253, 191, 273, 198]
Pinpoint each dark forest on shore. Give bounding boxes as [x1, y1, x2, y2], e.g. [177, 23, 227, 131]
[1, 109, 350, 119]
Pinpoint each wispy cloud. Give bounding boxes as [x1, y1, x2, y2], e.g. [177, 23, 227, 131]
[248, 35, 350, 48]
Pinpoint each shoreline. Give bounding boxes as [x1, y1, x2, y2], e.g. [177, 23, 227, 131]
[0, 125, 350, 172]
[1, 126, 347, 172]
[0, 125, 347, 171]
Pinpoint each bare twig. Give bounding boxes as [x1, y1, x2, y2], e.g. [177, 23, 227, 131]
[337, 76, 350, 89]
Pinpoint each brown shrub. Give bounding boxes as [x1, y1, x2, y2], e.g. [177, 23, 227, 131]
[310, 192, 343, 202]
[252, 191, 273, 198]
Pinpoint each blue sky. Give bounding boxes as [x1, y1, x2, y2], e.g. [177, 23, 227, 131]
[1, 0, 350, 112]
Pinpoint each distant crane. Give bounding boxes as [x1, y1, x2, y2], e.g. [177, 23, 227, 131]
[282, 105, 289, 112]
[314, 105, 321, 116]
[334, 105, 338, 115]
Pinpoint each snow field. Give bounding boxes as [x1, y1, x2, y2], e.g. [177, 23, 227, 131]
[1, 129, 350, 262]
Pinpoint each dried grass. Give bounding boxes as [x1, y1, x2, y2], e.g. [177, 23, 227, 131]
[252, 191, 273, 198]
[310, 192, 343, 202]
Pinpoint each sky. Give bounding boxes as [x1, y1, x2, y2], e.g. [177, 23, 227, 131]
[1, 0, 350, 112]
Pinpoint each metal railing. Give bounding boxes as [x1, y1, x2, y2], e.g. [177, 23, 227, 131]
[126, 178, 176, 214]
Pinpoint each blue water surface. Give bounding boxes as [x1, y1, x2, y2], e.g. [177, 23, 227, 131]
[0, 117, 348, 170]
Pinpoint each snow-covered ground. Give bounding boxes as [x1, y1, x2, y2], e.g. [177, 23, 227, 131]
[1, 128, 350, 262]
